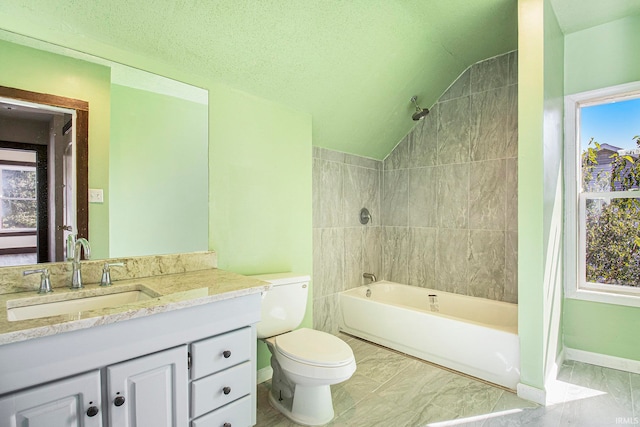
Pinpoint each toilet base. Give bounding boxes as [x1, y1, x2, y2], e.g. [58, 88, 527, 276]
[269, 383, 334, 426]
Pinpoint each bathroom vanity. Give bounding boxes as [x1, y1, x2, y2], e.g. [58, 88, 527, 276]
[0, 257, 268, 427]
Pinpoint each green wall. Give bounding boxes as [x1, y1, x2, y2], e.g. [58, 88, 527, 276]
[0, 18, 313, 372]
[541, 0, 564, 383]
[0, 39, 111, 258]
[562, 14, 640, 361]
[517, 0, 565, 392]
[208, 83, 313, 369]
[564, 14, 640, 95]
[109, 84, 208, 257]
[518, 0, 546, 390]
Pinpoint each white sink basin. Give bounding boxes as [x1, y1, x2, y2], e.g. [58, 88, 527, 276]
[7, 289, 155, 322]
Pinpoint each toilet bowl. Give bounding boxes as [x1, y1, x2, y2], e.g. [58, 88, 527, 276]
[265, 328, 356, 425]
[253, 273, 356, 426]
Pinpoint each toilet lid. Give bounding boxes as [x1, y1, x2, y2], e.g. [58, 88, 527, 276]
[275, 328, 354, 367]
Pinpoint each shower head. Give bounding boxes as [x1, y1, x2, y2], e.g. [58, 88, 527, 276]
[410, 96, 429, 121]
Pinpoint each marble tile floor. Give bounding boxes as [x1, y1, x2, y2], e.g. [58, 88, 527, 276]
[257, 334, 639, 426]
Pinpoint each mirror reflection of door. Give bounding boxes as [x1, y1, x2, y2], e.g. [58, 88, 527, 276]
[0, 99, 74, 266]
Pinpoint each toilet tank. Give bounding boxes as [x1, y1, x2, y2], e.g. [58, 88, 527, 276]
[251, 273, 310, 339]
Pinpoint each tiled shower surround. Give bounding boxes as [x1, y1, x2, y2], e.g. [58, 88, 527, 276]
[312, 147, 382, 334]
[312, 51, 518, 334]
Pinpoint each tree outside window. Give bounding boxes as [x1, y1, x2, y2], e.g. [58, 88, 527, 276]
[0, 167, 37, 230]
[580, 94, 640, 288]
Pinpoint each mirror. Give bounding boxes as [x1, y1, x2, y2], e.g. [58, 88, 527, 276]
[0, 30, 209, 266]
[0, 91, 85, 266]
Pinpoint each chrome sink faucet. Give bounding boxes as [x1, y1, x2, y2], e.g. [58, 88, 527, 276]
[70, 238, 91, 289]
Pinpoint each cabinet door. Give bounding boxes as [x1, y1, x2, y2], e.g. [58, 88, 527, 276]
[107, 345, 188, 427]
[0, 370, 102, 427]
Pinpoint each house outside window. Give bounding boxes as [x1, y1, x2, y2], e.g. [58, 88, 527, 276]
[565, 81, 640, 308]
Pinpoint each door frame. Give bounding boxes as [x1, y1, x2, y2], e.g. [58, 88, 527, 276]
[0, 85, 89, 242]
[0, 141, 48, 262]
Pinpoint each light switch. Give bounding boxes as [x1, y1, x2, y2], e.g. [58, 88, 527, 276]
[89, 189, 104, 203]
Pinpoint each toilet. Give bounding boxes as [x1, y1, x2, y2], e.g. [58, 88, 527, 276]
[253, 273, 356, 426]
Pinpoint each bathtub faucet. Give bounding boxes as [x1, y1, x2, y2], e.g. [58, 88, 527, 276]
[362, 273, 377, 283]
[363, 273, 376, 298]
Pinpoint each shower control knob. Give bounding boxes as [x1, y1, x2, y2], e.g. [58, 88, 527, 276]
[114, 396, 125, 407]
[223, 423, 231, 427]
[86, 406, 99, 417]
[222, 350, 231, 358]
[222, 386, 231, 395]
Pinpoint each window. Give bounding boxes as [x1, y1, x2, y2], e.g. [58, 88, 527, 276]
[565, 82, 640, 307]
[0, 164, 37, 232]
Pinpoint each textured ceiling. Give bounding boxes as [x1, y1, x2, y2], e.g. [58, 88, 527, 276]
[550, 0, 640, 34]
[0, 1, 518, 159]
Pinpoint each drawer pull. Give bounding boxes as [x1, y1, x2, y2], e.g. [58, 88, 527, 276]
[114, 396, 126, 407]
[86, 406, 99, 417]
[223, 423, 231, 427]
[222, 386, 231, 395]
[223, 350, 231, 358]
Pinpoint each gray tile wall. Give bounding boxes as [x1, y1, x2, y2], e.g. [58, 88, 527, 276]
[312, 147, 382, 333]
[381, 51, 518, 303]
[312, 52, 518, 335]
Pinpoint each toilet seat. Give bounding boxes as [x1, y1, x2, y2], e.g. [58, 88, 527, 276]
[274, 328, 354, 367]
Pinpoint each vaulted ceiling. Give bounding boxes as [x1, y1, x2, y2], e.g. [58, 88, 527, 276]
[0, 1, 519, 159]
[550, 0, 640, 34]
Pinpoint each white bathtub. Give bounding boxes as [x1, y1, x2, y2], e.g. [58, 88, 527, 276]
[338, 281, 520, 389]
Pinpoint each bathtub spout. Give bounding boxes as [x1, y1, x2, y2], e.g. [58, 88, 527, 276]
[363, 273, 377, 283]
[362, 273, 376, 298]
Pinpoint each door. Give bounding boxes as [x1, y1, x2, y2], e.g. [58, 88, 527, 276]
[107, 345, 188, 427]
[0, 370, 102, 427]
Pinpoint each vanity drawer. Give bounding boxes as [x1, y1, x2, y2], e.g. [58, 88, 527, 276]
[191, 395, 252, 427]
[191, 361, 252, 419]
[191, 327, 251, 380]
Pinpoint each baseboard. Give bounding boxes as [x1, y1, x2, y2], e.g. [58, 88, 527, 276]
[517, 382, 546, 405]
[256, 366, 273, 384]
[565, 347, 640, 374]
[517, 349, 566, 407]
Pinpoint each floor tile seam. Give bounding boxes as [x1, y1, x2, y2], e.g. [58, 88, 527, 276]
[331, 368, 389, 406]
[331, 401, 357, 421]
[332, 408, 420, 427]
[632, 372, 638, 417]
[348, 357, 399, 385]
[485, 389, 507, 415]
[418, 397, 485, 425]
[425, 376, 504, 413]
[352, 356, 413, 387]
[627, 371, 636, 417]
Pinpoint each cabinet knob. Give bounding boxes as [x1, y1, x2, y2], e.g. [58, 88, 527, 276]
[222, 386, 231, 395]
[222, 350, 231, 358]
[223, 423, 231, 427]
[86, 406, 99, 417]
[114, 395, 126, 407]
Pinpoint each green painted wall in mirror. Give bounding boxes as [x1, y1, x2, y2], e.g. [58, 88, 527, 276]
[0, 38, 111, 258]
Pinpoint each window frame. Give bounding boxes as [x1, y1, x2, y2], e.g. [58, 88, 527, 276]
[564, 81, 640, 308]
[0, 163, 38, 233]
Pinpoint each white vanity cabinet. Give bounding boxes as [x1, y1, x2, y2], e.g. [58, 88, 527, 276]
[0, 293, 261, 427]
[107, 345, 188, 427]
[0, 370, 102, 427]
[190, 327, 253, 425]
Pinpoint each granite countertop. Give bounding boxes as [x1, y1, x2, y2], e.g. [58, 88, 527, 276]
[0, 268, 269, 346]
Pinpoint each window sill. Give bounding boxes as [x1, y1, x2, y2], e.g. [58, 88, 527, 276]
[566, 286, 640, 308]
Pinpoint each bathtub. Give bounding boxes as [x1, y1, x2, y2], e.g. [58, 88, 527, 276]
[338, 281, 520, 389]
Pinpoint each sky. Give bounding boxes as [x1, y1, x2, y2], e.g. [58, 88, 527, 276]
[580, 96, 640, 152]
